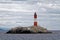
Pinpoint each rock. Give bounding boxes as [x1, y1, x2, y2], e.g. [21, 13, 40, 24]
[6, 26, 52, 34]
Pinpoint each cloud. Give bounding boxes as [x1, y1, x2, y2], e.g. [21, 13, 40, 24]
[0, 4, 35, 12]
[12, 0, 27, 1]
[0, 0, 60, 30]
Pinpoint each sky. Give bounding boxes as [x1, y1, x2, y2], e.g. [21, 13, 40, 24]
[0, 0, 60, 30]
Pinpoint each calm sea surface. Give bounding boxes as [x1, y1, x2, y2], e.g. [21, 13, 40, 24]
[0, 31, 60, 40]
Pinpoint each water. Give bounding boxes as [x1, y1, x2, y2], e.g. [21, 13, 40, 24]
[0, 31, 60, 40]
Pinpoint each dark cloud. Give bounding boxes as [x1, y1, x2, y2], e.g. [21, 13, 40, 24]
[0, 2, 12, 4]
[46, 8, 60, 14]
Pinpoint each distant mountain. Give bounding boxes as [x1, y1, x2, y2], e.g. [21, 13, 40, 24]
[0, 29, 4, 30]
[0, 28, 8, 32]
[0, 29, 5, 31]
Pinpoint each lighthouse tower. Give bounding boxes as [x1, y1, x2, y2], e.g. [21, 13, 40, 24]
[34, 12, 38, 27]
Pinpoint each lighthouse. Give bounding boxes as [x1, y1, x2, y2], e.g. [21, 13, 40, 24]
[34, 12, 38, 27]
[6, 12, 52, 34]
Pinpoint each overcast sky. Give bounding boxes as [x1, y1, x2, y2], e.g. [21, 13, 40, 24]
[0, 0, 60, 30]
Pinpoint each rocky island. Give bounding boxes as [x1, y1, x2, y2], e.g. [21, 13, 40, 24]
[6, 12, 52, 34]
[6, 26, 52, 34]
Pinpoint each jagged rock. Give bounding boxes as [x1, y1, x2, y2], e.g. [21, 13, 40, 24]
[6, 26, 52, 34]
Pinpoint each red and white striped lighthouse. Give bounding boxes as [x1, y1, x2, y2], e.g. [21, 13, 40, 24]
[34, 12, 38, 27]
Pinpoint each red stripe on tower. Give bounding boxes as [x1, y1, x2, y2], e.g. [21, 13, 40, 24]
[34, 12, 37, 27]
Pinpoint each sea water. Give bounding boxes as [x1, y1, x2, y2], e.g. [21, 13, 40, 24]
[0, 31, 60, 40]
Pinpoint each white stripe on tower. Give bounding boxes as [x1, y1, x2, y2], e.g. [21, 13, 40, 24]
[34, 18, 37, 22]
